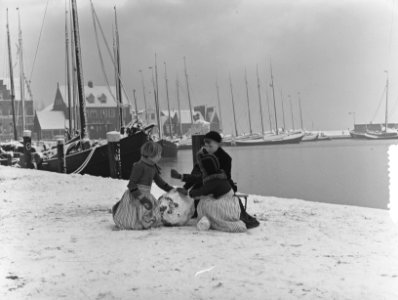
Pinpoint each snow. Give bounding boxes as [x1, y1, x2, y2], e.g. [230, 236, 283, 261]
[0, 166, 397, 299]
[35, 111, 67, 130]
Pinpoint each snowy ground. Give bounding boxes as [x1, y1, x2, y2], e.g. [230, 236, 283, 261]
[0, 166, 397, 300]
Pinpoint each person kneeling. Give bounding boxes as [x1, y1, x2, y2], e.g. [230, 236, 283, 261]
[189, 150, 247, 233]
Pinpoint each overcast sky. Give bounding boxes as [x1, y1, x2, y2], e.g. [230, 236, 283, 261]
[0, 0, 397, 133]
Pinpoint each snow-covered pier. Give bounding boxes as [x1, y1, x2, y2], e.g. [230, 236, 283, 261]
[1, 166, 397, 299]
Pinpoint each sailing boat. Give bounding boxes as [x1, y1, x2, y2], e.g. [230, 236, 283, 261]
[234, 65, 304, 146]
[38, 0, 150, 179]
[365, 72, 398, 140]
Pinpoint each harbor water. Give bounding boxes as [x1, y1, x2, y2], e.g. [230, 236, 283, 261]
[159, 139, 396, 210]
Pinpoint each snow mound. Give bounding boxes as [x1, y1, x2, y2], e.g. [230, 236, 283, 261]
[158, 190, 195, 226]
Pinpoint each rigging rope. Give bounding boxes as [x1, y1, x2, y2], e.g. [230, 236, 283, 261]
[90, 6, 117, 103]
[90, 1, 131, 104]
[29, 0, 50, 82]
[370, 85, 386, 123]
[71, 146, 97, 174]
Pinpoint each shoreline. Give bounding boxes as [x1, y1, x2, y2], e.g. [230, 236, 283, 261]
[1, 166, 397, 299]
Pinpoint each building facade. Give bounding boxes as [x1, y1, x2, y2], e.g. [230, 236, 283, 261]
[0, 79, 34, 141]
[34, 81, 132, 140]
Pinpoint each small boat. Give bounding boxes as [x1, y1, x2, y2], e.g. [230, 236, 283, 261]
[157, 139, 178, 157]
[302, 132, 319, 142]
[233, 132, 304, 146]
[364, 128, 398, 140]
[350, 130, 367, 139]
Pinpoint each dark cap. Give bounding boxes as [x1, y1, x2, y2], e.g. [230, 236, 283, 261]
[204, 131, 222, 143]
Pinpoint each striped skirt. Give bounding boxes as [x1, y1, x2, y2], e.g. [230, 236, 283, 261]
[112, 185, 162, 230]
[197, 190, 247, 233]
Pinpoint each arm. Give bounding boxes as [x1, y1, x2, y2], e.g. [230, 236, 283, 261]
[182, 163, 203, 190]
[127, 163, 144, 196]
[223, 156, 237, 192]
[189, 182, 216, 198]
[154, 171, 174, 192]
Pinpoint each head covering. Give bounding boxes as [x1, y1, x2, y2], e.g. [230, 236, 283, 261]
[204, 131, 222, 143]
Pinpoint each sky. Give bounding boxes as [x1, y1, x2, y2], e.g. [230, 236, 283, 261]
[0, 0, 398, 134]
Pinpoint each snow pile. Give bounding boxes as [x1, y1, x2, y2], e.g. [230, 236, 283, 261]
[1, 166, 398, 299]
[158, 190, 195, 226]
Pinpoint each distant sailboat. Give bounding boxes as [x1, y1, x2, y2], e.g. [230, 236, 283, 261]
[365, 71, 398, 140]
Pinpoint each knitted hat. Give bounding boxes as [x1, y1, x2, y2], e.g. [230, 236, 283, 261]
[196, 150, 221, 177]
[204, 131, 222, 143]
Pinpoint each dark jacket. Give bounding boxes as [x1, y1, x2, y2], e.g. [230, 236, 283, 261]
[189, 172, 232, 199]
[182, 147, 237, 192]
[127, 157, 173, 197]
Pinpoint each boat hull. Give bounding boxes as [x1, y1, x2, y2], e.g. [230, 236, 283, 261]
[349, 130, 367, 139]
[364, 132, 398, 140]
[233, 133, 304, 146]
[157, 139, 178, 158]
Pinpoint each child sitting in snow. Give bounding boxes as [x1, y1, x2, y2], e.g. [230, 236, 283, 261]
[112, 141, 174, 230]
[188, 149, 247, 233]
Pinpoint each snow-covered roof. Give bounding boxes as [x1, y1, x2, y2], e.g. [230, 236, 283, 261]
[57, 83, 129, 108]
[36, 110, 67, 130]
[0, 77, 33, 101]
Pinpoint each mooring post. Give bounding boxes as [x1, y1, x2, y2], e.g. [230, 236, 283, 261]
[57, 138, 66, 173]
[191, 122, 210, 166]
[107, 131, 121, 179]
[23, 130, 33, 169]
[6, 152, 13, 166]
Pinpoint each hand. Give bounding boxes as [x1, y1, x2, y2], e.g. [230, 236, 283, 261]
[171, 169, 182, 179]
[139, 196, 153, 210]
[176, 187, 188, 196]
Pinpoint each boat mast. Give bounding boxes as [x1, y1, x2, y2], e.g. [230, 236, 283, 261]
[138, 70, 148, 124]
[149, 66, 162, 139]
[215, 79, 223, 131]
[280, 89, 286, 130]
[154, 54, 162, 139]
[385, 71, 389, 132]
[132, 89, 139, 122]
[71, 0, 88, 138]
[65, 7, 73, 135]
[176, 76, 183, 136]
[17, 8, 25, 131]
[256, 65, 265, 135]
[6, 8, 18, 140]
[229, 74, 239, 137]
[163, 62, 173, 137]
[114, 6, 123, 130]
[69, 4, 78, 132]
[298, 92, 304, 130]
[183, 56, 194, 125]
[288, 94, 295, 130]
[244, 68, 253, 135]
[270, 63, 278, 135]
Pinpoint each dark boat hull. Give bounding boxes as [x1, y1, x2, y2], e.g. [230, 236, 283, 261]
[39, 131, 149, 179]
[157, 139, 178, 158]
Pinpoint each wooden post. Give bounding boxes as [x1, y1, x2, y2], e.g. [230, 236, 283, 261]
[107, 131, 121, 179]
[6, 153, 13, 166]
[57, 138, 66, 173]
[191, 134, 205, 166]
[23, 130, 33, 169]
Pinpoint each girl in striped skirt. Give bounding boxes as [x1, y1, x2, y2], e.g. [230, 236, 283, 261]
[112, 141, 174, 230]
[189, 149, 247, 233]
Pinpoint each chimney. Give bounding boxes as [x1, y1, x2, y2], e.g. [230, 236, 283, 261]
[88, 81, 93, 88]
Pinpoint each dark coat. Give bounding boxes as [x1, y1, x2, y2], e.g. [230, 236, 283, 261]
[182, 147, 237, 192]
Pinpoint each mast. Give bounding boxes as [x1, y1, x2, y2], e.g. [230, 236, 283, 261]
[176, 76, 183, 136]
[280, 90, 286, 130]
[298, 92, 304, 130]
[183, 56, 194, 125]
[215, 80, 223, 131]
[244, 68, 253, 135]
[256, 65, 265, 135]
[154, 54, 162, 139]
[71, 0, 88, 138]
[65, 7, 73, 135]
[69, 4, 78, 132]
[139, 70, 148, 124]
[385, 71, 389, 131]
[270, 64, 278, 134]
[114, 6, 123, 130]
[229, 74, 239, 137]
[164, 62, 173, 137]
[17, 8, 25, 131]
[289, 94, 295, 130]
[132, 89, 139, 122]
[6, 8, 18, 140]
[149, 66, 162, 139]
